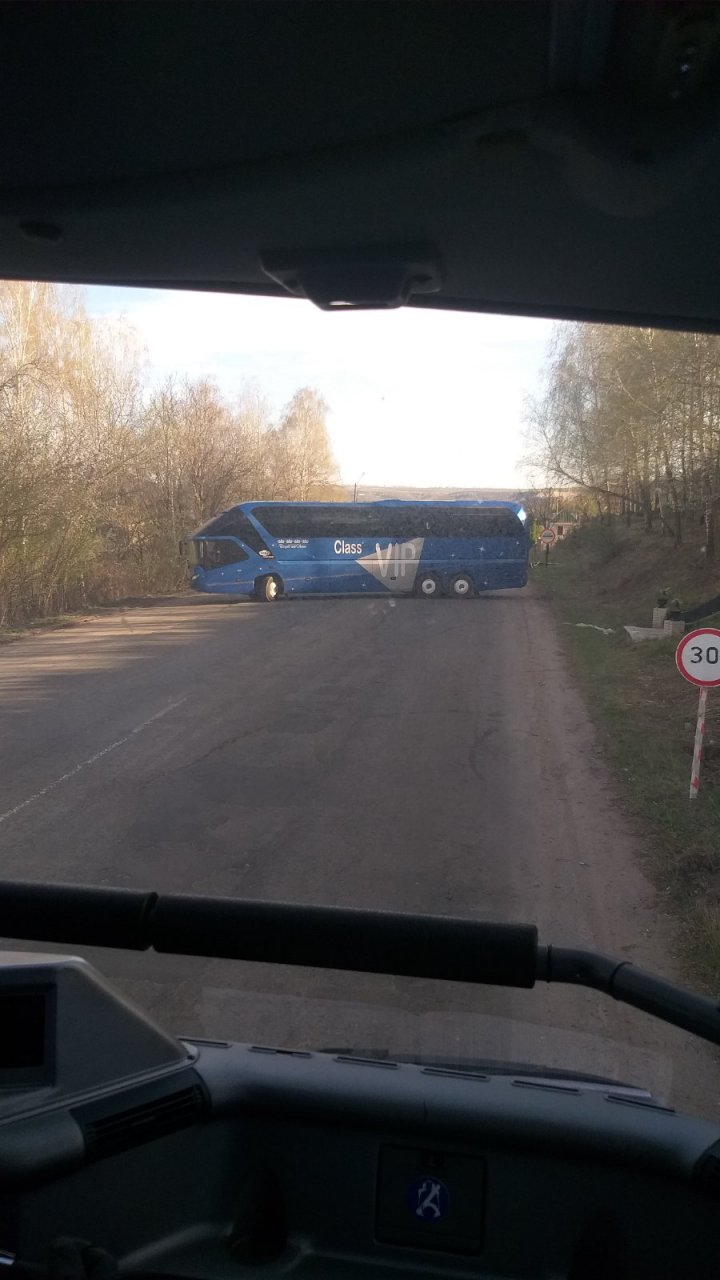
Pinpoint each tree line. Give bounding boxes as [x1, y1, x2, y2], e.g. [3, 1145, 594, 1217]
[0, 281, 338, 626]
[525, 323, 720, 558]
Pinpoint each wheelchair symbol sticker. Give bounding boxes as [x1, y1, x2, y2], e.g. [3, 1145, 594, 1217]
[407, 1176, 450, 1221]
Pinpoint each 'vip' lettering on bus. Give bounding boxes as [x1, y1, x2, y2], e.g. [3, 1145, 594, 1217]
[375, 541, 415, 578]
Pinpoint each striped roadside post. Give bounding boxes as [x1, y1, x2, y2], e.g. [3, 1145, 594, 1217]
[690, 687, 708, 801]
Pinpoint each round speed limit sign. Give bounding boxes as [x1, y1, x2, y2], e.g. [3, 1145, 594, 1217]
[676, 628, 720, 687]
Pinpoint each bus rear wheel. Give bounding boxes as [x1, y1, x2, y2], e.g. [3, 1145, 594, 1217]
[256, 574, 283, 601]
[416, 572, 441, 598]
[449, 572, 474, 598]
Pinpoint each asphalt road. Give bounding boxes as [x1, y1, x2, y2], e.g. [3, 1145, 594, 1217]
[0, 589, 718, 1118]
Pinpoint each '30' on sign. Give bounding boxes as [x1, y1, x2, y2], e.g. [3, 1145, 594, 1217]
[676, 628, 720, 687]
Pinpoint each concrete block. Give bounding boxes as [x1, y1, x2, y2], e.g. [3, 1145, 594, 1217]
[653, 607, 668, 629]
[664, 619, 685, 636]
[625, 626, 670, 642]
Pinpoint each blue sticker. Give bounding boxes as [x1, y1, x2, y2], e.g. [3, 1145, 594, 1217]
[407, 1175, 450, 1221]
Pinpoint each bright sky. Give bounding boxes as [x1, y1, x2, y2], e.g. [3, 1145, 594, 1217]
[85, 286, 553, 488]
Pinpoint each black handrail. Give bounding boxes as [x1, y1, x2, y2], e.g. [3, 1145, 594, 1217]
[1, 881, 719, 1047]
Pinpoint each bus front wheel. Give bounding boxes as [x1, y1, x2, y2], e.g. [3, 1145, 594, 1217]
[448, 572, 474, 598]
[256, 574, 283, 601]
[416, 572, 441, 599]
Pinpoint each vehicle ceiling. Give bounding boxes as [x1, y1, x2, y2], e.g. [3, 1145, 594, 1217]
[2, 1, 720, 329]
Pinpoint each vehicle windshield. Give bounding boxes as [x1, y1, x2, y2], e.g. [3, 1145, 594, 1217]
[1, 282, 719, 1122]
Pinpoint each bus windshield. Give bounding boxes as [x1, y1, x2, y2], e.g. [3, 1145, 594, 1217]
[2, 283, 720, 1124]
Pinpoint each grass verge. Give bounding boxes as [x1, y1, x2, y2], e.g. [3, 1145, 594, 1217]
[0, 612, 100, 645]
[0, 593, 196, 645]
[536, 522, 720, 994]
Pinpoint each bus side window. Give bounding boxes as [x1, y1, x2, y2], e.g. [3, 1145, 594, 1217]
[199, 539, 247, 567]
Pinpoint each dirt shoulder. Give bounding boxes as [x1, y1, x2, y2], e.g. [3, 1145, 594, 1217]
[0, 592, 233, 645]
[535, 523, 720, 998]
[515, 582, 720, 1117]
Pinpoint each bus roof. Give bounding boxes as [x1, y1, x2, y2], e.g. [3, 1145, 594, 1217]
[243, 498, 525, 512]
[192, 498, 526, 537]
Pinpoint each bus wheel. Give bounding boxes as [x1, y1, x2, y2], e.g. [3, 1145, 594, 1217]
[416, 572, 441, 598]
[256, 574, 283, 601]
[449, 572, 474, 598]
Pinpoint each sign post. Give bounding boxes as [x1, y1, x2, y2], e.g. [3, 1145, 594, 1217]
[675, 628, 720, 800]
[539, 526, 557, 567]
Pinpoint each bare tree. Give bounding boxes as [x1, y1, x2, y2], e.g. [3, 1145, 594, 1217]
[0, 283, 342, 625]
[524, 321, 720, 559]
[270, 387, 338, 499]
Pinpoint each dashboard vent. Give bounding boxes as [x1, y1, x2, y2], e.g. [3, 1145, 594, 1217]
[78, 1084, 205, 1161]
[695, 1144, 720, 1199]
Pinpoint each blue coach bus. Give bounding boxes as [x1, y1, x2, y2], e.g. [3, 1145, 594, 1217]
[184, 500, 529, 601]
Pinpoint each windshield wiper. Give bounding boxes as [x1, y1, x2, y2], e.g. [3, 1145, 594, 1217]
[1, 880, 719, 1050]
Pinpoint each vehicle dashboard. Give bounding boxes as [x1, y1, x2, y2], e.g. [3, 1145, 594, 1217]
[2, 952, 720, 1280]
